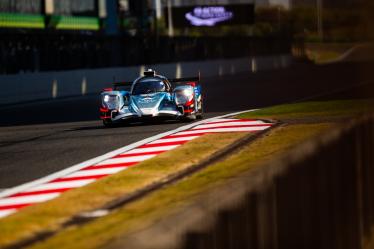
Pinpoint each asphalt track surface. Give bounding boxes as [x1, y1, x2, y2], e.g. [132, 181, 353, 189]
[0, 61, 373, 189]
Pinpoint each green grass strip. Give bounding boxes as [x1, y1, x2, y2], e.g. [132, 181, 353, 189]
[50, 16, 99, 31]
[0, 13, 45, 29]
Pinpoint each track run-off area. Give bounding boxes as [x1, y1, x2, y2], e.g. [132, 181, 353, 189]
[0, 115, 273, 218]
[0, 60, 373, 217]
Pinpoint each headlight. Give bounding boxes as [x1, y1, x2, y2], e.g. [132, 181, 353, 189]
[102, 94, 119, 110]
[103, 95, 110, 102]
[174, 87, 194, 106]
[182, 88, 193, 96]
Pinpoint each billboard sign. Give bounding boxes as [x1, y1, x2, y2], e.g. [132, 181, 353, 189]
[185, 6, 233, 26]
[0, 0, 44, 29]
[168, 4, 254, 28]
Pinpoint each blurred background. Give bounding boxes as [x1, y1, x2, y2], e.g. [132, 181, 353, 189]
[0, 0, 373, 123]
[0, 0, 372, 74]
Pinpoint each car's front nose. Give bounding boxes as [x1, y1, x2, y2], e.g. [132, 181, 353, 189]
[131, 93, 164, 116]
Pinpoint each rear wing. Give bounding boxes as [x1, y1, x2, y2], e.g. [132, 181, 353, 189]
[169, 73, 201, 86]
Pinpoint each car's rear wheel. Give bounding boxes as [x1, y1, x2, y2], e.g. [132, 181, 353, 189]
[196, 99, 203, 119]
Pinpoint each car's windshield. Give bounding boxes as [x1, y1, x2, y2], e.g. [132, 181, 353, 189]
[132, 78, 166, 95]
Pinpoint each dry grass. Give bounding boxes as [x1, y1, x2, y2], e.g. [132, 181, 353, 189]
[305, 43, 354, 64]
[237, 99, 374, 120]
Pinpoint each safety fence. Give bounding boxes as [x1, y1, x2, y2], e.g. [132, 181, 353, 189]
[0, 33, 292, 74]
[119, 115, 374, 249]
[0, 55, 292, 105]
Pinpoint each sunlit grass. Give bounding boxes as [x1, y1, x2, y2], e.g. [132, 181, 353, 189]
[237, 99, 374, 120]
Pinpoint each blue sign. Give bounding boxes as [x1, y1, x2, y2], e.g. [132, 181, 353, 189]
[167, 4, 254, 28]
[185, 6, 233, 26]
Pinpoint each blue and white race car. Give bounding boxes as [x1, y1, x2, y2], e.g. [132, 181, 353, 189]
[100, 69, 203, 126]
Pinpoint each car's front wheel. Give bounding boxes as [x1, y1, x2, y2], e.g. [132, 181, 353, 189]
[181, 114, 196, 122]
[103, 119, 114, 127]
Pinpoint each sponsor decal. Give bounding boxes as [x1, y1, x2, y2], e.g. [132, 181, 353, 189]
[138, 97, 155, 104]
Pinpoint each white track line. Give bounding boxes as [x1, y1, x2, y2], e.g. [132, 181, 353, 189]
[175, 126, 270, 136]
[0, 109, 257, 199]
[0, 210, 17, 218]
[147, 136, 199, 144]
[96, 155, 157, 166]
[193, 121, 267, 129]
[23, 180, 96, 193]
[0, 193, 60, 206]
[122, 145, 180, 155]
[62, 168, 125, 178]
[204, 118, 240, 123]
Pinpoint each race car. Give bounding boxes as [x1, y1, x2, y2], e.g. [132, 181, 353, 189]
[100, 69, 203, 126]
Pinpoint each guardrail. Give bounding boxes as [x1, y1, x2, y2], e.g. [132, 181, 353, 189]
[119, 115, 374, 249]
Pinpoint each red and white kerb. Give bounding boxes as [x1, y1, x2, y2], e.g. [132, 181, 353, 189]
[0, 118, 272, 218]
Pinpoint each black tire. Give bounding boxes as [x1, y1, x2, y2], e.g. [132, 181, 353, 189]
[182, 114, 196, 122]
[103, 119, 114, 127]
[196, 100, 204, 119]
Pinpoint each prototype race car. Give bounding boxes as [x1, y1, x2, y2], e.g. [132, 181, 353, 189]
[100, 69, 203, 126]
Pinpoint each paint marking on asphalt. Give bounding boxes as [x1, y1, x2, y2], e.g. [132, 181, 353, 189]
[95, 155, 158, 166]
[147, 135, 199, 144]
[61, 168, 125, 178]
[192, 121, 267, 129]
[174, 126, 270, 136]
[0, 193, 60, 206]
[0, 209, 16, 218]
[121, 145, 180, 154]
[23, 180, 96, 193]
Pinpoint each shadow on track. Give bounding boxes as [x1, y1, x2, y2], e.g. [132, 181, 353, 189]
[72, 119, 187, 131]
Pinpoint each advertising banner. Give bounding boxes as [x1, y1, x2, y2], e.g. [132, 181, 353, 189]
[167, 4, 254, 28]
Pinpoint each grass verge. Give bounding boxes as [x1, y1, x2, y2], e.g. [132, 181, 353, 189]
[25, 99, 374, 249]
[237, 99, 374, 120]
[305, 43, 354, 64]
